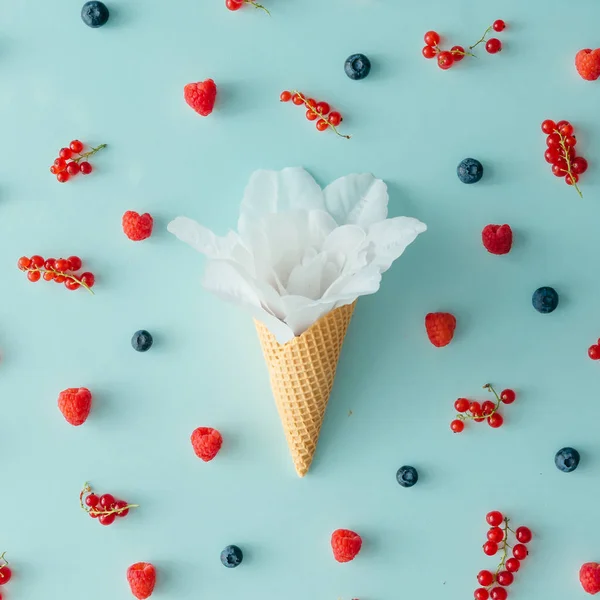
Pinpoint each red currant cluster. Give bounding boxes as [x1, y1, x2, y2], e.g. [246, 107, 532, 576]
[450, 384, 516, 433]
[225, 0, 269, 14]
[541, 120, 587, 198]
[422, 20, 507, 70]
[588, 338, 600, 361]
[0, 553, 12, 600]
[17, 255, 95, 294]
[80, 483, 138, 527]
[280, 90, 350, 139]
[49, 140, 106, 183]
[475, 511, 532, 600]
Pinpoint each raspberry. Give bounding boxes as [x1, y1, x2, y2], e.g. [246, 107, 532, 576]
[331, 529, 362, 563]
[58, 387, 92, 426]
[127, 563, 156, 599]
[191, 427, 223, 462]
[575, 49, 600, 81]
[122, 211, 154, 241]
[580, 563, 600, 595]
[482, 224, 512, 255]
[425, 312, 456, 347]
[184, 79, 217, 116]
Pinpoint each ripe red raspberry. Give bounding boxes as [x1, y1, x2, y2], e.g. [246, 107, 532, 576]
[122, 211, 153, 241]
[184, 79, 217, 116]
[482, 224, 513, 255]
[575, 49, 600, 81]
[580, 563, 600, 595]
[191, 427, 223, 462]
[127, 562, 156, 599]
[331, 529, 362, 563]
[425, 312, 457, 347]
[58, 387, 92, 426]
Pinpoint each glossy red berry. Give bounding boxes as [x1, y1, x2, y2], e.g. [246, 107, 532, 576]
[54, 157, 67, 172]
[316, 119, 329, 132]
[588, 345, 600, 360]
[44, 258, 56, 270]
[556, 120, 570, 129]
[55, 274, 66, 284]
[67, 256, 82, 271]
[487, 527, 504, 544]
[515, 526, 532, 543]
[437, 51, 454, 70]
[490, 588, 507, 600]
[27, 270, 41, 282]
[451, 46, 465, 61]
[70, 140, 84, 153]
[291, 93, 304, 106]
[59, 147, 73, 160]
[57, 171, 69, 183]
[572, 157, 588, 174]
[469, 401, 482, 414]
[486, 511, 504, 526]
[55, 258, 69, 272]
[474, 589, 489, 600]
[50, 165, 58, 174]
[99, 513, 116, 526]
[79, 161, 92, 175]
[493, 20, 506, 32]
[30, 255, 44, 268]
[280, 91, 292, 102]
[483, 541, 498, 556]
[454, 398, 470, 413]
[450, 419, 465, 433]
[477, 570, 495, 587]
[43, 271, 55, 281]
[85, 493, 100, 508]
[424, 31, 440, 46]
[500, 389, 516, 404]
[67, 162, 80, 176]
[65, 278, 81, 291]
[115, 500, 129, 517]
[497, 571, 514, 587]
[505, 558, 520, 573]
[305, 98, 316, 108]
[80, 272, 95, 288]
[541, 120, 556, 134]
[564, 135, 577, 147]
[565, 173, 579, 185]
[18, 256, 31, 270]
[315, 102, 330, 116]
[482, 400, 496, 416]
[226, 0, 243, 9]
[485, 38, 502, 54]
[512, 544, 528, 560]
[422, 46, 436, 59]
[328, 112, 342, 126]
[544, 148, 560, 164]
[99, 493, 115, 509]
[488, 413, 504, 428]
[305, 110, 317, 121]
[546, 133, 561, 147]
[559, 123, 574, 136]
[0, 566, 12, 585]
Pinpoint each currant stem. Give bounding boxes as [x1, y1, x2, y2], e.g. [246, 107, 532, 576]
[25, 267, 94, 295]
[554, 129, 583, 198]
[245, 0, 270, 15]
[492, 518, 511, 581]
[71, 144, 107, 165]
[469, 25, 493, 50]
[291, 91, 351, 139]
[456, 383, 501, 421]
[0, 552, 8, 568]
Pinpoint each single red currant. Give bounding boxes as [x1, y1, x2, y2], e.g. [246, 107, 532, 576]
[315, 102, 330, 116]
[67, 162, 80, 176]
[99, 493, 115, 509]
[544, 148, 560, 164]
[43, 271, 55, 281]
[280, 91, 292, 102]
[588, 345, 600, 360]
[477, 570, 495, 587]
[44, 258, 56, 270]
[487, 527, 504, 544]
[512, 544, 528, 560]
[59, 147, 73, 160]
[305, 110, 317, 121]
[424, 31, 440, 46]
[17, 256, 31, 270]
[291, 93, 304, 106]
[469, 401, 482, 414]
[115, 500, 129, 517]
[490, 588, 507, 600]
[482, 400, 496, 416]
[565, 173, 580, 185]
[50, 165, 58, 175]
[565, 135, 577, 147]
[57, 171, 69, 183]
[474, 589, 489, 600]
[500, 389, 516, 404]
[505, 558, 520, 573]
[99, 513, 116, 526]
[55, 258, 70, 272]
[559, 123, 574, 136]
[546, 133, 561, 147]
[552, 162, 567, 177]
[225, 0, 243, 9]
[437, 51, 454, 70]
[515, 526, 532, 543]
[572, 157, 588, 174]
[79, 161, 93, 175]
[65, 278, 81, 291]
[473, 412, 485, 423]
[85, 493, 100, 508]
[451, 46, 465, 61]
[80, 272, 95, 288]
[496, 571, 514, 587]
[55, 274, 66, 284]
[0, 566, 12, 585]
[556, 120, 570, 130]
[485, 38, 502, 54]
[493, 20, 506, 32]
[488, 413, 504, 428]
[54, 157, 67, 172]
[483, 541, 498, 556]
[422, 45, 437, 59]
[450, 419, 465, 433]
[67, 256, 82, 271]
[27, 270, 40, 282]
[454, 398, 470, 413]
[541, 120, 556, 134]
[486, 511, 504, 526]
[30, 255, 44, 268]
[316, 119, 329, 132]
[305, 98, 316, 108]
[70, 140, 84, 153]
[328, 112, 342, 126]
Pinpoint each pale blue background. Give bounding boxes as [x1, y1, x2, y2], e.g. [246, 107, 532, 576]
[1, 0, 600, 598]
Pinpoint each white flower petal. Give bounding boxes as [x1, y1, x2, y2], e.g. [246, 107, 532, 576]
[367, 217, 427, 272]
[168, 217, 239, 259]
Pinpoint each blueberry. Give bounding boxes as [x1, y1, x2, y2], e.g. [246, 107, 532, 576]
[81, 1, 110, 28]
[532, 286, 559, 314]
[396, 465, 418, 488]
[131, 330, 153, 352]
[555, 447, 580, 473]
[344, 54, 371, 80]
[221, 545, 243, 568]
[457, 158, 484, 184]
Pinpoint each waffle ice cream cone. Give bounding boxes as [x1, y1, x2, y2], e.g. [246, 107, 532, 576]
[254, 302, 355, 477]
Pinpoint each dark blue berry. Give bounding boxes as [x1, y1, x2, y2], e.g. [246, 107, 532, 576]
[131, 330, 153, 352]
[81, 1, 110, 28]
[344, 54, 371, 80]
[532, 286, 559, 314]
[221, 545, 243, 568]
[555, 447, 580, 473]
[457, 158, 484, 184]
[396, 465, 418, 488]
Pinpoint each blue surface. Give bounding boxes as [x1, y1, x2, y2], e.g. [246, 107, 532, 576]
[1, 1, 600, 598]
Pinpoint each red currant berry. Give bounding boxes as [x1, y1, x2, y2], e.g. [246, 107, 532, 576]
[565, 135, 577, 147]
[422, 45, 437, 59]
[43, 271, 55, 281]
[70, 140, 84, 153]
[291, 93, 304, 106]
[65, 278, 81, 291]
[572, 157, 588, 174]
[474, 589, 489, 600]
[55, 274, 66, 284]
[67, 162, 80, 176]
[437, 51, 454, 70]
[57, 171, 69, 183]
[488, 413, 504, 428]
[500, 389, 516, 404]
[50, 165, 58, 174]
[99, 493, 115, 509]
[59, 147, 73, 160]
[280, 91, 292, 102]
[85, 493, 100, 508]
[27, 270, 40, 282]
[17, 256, 31, 270]
[497, 571, 514, 587]
[44, 258, 56, 270]
[493, 20, 506, 32]
[305, 110, 317, 121]
[226, 0, 243, 9]
[454, 398, 470, 413]
[315, 102, 330, 116]
[450, 419, 465, 433]
[544, 148, 560, 164]
[473, 412, 485, 423]
[512, 544, 528, 560]
[485, 38, 502, 54]
[552, 162, 567, 177]
[424, 31, 440, 46]
[559, 123, 574, 136]
[80, 272, 95, 288]
[487, 527, 504, 544]
[505, 558, 520, 573]
[588, 345, 600, 360]
[565, 173, 580, 185]
[482, 400, 496, 416]
[305, 98, 316, 108]
[328, 111, 342, 126]
[490, 588, 507, 600]
[451, 46, 465, 61]
[486, 511, 504, 526]
[115, 500, 129, 517]
[55, 258, 69, 272]
[54, 157, 67, 172]
[316, 119, 329, 132]
[541, 120, 556, 134]
[0, 566, 12, 585]
[79, 161, 92, 175]
[483, 541, 498, 556]
[99, 513, 116, 526]
[469, 401, 482, 414]
[546, 133, 561, 147]
[556, 120, 570, 130]
[477, 570, 495, 587]
[515, 526, 532, 543]
[67, 256, 82, 271]
[30, 255, 44, 268]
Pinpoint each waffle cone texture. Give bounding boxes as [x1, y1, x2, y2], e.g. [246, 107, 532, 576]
[255, 302, 355, 477]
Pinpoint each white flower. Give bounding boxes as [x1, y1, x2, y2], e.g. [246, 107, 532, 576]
[168, 168, 426, 343]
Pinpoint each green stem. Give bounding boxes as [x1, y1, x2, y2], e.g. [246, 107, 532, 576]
[290, 90, 351, 139]
[469, 25, 493, 50]
[71, 144, 107, 165]
[245, 0, 270, 15]
[553, 129, 583, 198]
[26, 267, 94, 295]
